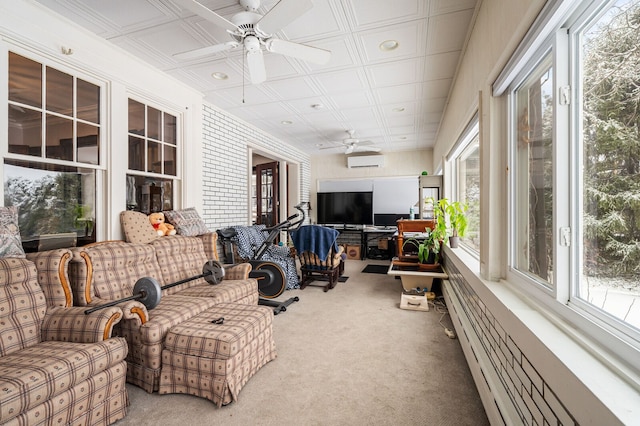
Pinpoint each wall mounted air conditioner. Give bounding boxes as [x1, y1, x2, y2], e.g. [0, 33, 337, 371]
[347, 155, 385, 168]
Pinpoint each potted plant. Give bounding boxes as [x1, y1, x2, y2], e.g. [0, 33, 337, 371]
[401, 226, 446, 271]
[445, 200, 468, 248]
[437, 198, 468, 248]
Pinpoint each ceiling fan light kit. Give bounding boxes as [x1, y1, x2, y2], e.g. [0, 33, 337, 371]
[174, 0, 331, 84]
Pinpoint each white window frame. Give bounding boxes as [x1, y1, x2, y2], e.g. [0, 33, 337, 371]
[126, 95, 182, 213]
[1, 44, 108, 241]
[447, 113, 480, 257]
[501, 0, 640, 374]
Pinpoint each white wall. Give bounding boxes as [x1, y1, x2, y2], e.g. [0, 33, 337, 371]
[309, 149, 432, 223]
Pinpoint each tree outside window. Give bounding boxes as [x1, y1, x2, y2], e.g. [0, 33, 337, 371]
[579, 0, 640, 328]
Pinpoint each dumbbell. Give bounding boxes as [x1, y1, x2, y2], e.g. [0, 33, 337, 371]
[84, 260, 225, 314]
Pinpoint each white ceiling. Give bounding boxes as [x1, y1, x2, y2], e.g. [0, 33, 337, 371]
[33, 0, 479, 156]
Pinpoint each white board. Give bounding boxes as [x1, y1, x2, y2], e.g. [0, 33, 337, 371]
[372, 177, 417, 214]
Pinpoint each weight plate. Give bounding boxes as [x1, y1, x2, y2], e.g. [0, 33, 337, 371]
[133, 277, 162, 310]
[203, 260, 225, 285]
[250, 261, 286, 299]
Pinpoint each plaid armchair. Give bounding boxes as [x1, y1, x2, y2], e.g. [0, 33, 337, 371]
[0, 255, 128, 426]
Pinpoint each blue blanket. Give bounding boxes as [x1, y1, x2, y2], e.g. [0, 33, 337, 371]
[290, 225, 339, 262]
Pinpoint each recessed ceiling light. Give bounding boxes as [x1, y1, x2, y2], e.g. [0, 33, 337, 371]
[281, 120, 293, 125]
[211, 72, 228, 80]
[379, 40, 399, 51]
[392, 107, 405, 112]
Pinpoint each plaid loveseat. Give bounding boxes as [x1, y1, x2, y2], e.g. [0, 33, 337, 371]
[0, 251, 128, 426]
[69, 237, 258, 393]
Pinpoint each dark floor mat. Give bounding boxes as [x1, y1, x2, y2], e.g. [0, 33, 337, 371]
[361, 264, 389, 274]
[312, 276, 349, 283]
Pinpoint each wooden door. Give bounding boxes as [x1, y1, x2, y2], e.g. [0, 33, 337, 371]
[255, 161, 279, 227]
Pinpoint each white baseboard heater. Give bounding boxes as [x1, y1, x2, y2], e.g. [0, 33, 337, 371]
[442, 280, 519, 425]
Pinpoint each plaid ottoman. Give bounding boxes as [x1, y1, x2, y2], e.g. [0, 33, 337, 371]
[158, 303, 276, 407]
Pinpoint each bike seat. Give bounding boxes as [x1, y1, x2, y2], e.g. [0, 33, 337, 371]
[216, 228, 237, 239]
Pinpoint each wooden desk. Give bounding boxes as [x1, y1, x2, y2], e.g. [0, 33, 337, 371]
[395, 219, 435, 256]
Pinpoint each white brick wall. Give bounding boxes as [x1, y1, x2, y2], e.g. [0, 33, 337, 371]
[201, 103, 310, 230]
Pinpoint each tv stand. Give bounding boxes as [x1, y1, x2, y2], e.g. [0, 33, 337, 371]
[322, 224, 396, 260]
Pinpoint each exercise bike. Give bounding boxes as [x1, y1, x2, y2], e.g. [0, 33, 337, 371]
[217, 203, 307, 314]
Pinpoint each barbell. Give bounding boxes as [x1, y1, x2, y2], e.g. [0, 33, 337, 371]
[84, 260, 225, 314]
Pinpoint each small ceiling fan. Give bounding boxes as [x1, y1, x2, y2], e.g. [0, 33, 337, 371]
[174, 0, 331, 84]
[321, 130, 382, 155]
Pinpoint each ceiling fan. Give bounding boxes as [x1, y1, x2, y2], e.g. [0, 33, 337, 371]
[174, 0, 331, 84]
[321, 130, 382, 155]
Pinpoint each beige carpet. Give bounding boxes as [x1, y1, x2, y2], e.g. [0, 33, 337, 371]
[115, 259, 489, 426]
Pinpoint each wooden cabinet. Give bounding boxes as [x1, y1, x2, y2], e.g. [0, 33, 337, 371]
[395, 219, 435, 257]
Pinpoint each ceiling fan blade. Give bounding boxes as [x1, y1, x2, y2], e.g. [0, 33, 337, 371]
[247, 49, 267, 84]
[266, 39, 331, 64]
[174, 0, 239, 33]
[256, 0, 313, 35]
[354, 145, 382, 153]
[173, 41, 239, 60]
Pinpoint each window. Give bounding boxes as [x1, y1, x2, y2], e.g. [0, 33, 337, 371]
[4, 52, 102, 249]
[449, 117, 480, 254]
[457, 135, 480, 252]
[126, 98, 178, 214]
[513, 55, 554, 289]
[577, 0, 640, 329]
[504, 0, 640, 367]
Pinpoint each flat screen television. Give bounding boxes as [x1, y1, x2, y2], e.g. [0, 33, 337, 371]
[317, 191, 373, 225]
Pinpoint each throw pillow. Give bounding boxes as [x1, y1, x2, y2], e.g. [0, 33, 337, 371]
[0, 206, 26, 258]
[163, 207, 209, 236]
[120, 210, 159, 244]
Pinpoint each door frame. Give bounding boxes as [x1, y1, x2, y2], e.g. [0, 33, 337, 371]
[247, 146, 301, 226]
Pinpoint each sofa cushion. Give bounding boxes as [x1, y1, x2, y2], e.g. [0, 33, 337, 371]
[120, 210, 159, 244]
[163, 208, 209, 237]
[117, 294, 218, 374]
[0, 206, 25, 258]
[79, 242, 163, 302]
[148, 235, 210, 293]
[0, 338, 128, 424]
[175, 279, 259, 305]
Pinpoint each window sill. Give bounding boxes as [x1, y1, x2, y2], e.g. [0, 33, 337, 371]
[443, 246, 640, 425]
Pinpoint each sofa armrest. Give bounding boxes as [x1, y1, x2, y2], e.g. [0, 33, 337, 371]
[87, 297, 150, 325]
[26, 248, 73, 308]
[224, 263, 251, 280]
[41, 306, 124, 342]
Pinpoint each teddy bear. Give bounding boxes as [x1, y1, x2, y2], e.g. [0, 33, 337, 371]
[148, 212, 176, 236]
